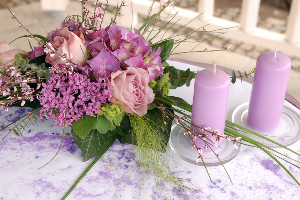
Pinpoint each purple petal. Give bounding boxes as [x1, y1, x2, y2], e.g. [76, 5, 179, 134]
[86, 48, 120, 77]
[124, 53, 147, 70]
[111, 46, 133, 63]
[147, 63, 163, 82]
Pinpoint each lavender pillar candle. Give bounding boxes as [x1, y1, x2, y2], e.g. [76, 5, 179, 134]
[247, 51, 291, 132]
[191, 68, 230, 151]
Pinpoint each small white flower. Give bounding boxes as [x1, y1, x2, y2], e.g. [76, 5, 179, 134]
[21, 100, 26, 106]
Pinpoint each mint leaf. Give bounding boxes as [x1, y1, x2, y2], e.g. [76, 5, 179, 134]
[72, 129, 117, 162]
[70, 115, 97, 140]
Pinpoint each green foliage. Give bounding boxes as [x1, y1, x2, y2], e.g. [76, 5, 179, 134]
[98, 104, 125, 127]
[93, 115, 115, 134]
[229, 68, 255, 84]
[129, 114, 179, 189]
[115, 115, 136, 145]
[150, 73, 171, 97]
[9, 34, 50, 44]
[163, 65, 196, 89]
[72, 129, 117, 162]
[225, 122, 300, 186]
[29, 55, 51, 68]
[70, 115, 97, 140]
[13, 54, 51, 81]
[145, 108, 167, 132]
[152, 39, 174, 63]
[156, 96, 192, 113]
[138, 14, 156, 32]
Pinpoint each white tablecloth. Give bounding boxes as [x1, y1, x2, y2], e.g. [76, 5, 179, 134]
[1, 60, 300, 200]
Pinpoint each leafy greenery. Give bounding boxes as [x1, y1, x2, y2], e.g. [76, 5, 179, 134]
[93, 115, 115, 134]
[163, 65, 196, 89]
[156, 96, 192, 114]
[229, 68, 255, 83]
[150, 73, 171, 97]
[70, 115, 97, 140]
[98, 104, 125, 127]
[225, 124, 300, 186]
[13, 54, 51, 81]
[72, 129, 117, 162]
[9, 34, 50, 45]
[152, 39, 174, 63]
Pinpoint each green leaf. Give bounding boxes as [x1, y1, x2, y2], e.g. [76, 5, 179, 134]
[186, 74, 192, 87]
[70, 115, 97, 140]
[245, 71, 248, 78]
[72, 129, 117, 162]
[238, 70, 243, 83]
[158, 96, 192, 112]
[29, 55, 48, 66]
[9, 34, 50, 44]
[0, 72, 6, 75]
[13, 129, 19, 136]
[145, 108, 166, 131]
[14, 54, 21, 62]
[177, 69, 181, 82]
[164, 66, 196, 89]
[36, 70, 43, 77]
[162, 61, 170, 67]
[93, 115, 115, 134]
[19, 53, 28, 59]
[186, 68, 191, 78]
[231, 71, 236, 84]
[115, 115, 137, 145]
[152, 39, 174, 63]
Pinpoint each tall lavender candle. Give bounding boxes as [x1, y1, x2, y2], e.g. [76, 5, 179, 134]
[247, 51, 291, 132]
[191, 67, 230, 151]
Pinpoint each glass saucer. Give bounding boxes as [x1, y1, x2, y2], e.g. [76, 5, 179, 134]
[169, 124, 241, 166]
[232, 102, 300, 147]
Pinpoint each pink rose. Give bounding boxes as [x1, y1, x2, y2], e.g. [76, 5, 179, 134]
[0, 42, 28, 64]
[110, 67, 155, 116]
[45, 27, 87, 66]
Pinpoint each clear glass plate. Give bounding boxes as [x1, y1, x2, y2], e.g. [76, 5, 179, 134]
[169, 124, 241, 166]
[232, 102, 300, 147]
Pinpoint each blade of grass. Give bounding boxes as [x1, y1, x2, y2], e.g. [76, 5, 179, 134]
[258, 145, 300, 186]
[61, 136, 117, 200]
[226, 120, 300, 157]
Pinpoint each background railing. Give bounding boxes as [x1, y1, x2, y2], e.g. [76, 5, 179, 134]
[41, 0, 300, 57]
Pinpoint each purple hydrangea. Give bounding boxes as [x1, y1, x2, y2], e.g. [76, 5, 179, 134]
[85, 23, 163, 81]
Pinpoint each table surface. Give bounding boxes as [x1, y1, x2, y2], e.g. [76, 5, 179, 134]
[1, 60, 300, 200]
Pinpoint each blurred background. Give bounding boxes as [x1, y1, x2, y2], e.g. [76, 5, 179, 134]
[0, 0, 299, 101]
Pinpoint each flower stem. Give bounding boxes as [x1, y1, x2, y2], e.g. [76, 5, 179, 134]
[61, 136, 117, 200]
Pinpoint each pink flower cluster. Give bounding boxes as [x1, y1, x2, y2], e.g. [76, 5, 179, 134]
[86, 23, 163, 81]
[39, 71, 112, 127]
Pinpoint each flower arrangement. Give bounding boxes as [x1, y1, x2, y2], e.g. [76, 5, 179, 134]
[1, 0, 300, 198]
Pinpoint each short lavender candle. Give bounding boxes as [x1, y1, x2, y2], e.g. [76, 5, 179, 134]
[247, 51, 291, 132]
[191, 67, 230, 151]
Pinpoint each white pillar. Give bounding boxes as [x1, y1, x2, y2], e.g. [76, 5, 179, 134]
[120, 0, 138, 29]
[41, 0, 69, 11]
[198, 0, 214, 21]
[240, 0, 261, 32]
[286, 0, 300, 44]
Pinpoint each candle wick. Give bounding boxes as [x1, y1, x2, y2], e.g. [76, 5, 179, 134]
[275, 48, 277, 58]
[213, 62, 216, 75]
